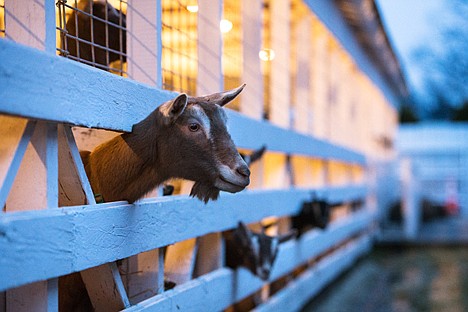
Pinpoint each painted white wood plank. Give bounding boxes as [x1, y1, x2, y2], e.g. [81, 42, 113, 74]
[293, 15, 311, 134]
[253, 236, 372, 312]
[0, 186, 367, 291]
[157, 249, 165, 294]
[126, 0, 160, 86]
[71, 127, 120, 152]
[123, 269, 234, 312]
[269, 0, 291, 128]
[310, 21, 328, 139]
[80, 262, 130, 311]
[47, 278, 59, 312]
[193, 233, 223, 278]
[6, 122, 49, 211]
[5, 121, 51, 311]
[46, 123, 58, 209]
[0, 39, 175, 132]
[0, 199, 372, 290]
[45, 123, 59, 312]
[197, 0, 222, 95]
[3, 1, 57, 309]
[269, 211, 373, 279]
[58, 125, 87, 207]
[120, 249, 161, 304]
[0, 119, 35, 210]
[63, 126, 96, 204]
[4, 0, 55, 53]
[0, 39, 365, 164]
[240, 0, 263, 120]
[165, 239, 198, 286]
[226, 212, 373, 304]
[0, 116, 27, 193]
[121, 231, 373, 312]
[262, 153, 288, 189]
[227, 110, 366, 164]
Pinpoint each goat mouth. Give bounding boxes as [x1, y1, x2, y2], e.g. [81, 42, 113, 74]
[216, 176, 248, 193]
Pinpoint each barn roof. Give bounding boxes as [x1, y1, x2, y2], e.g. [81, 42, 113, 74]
[335, 0, 408, 99]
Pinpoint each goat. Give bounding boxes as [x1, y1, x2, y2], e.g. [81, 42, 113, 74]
[161, 145, 266, 197]
[80, 85, 250, 204]
[224, 221, 296, 281]
[292, 198, 330, 237]
[65, 0, 126, 68]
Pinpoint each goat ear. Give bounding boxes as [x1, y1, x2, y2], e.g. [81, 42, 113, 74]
[236, 221, 252, 246]
[200, 84, 246, 107]
[250, 145, 267, 164]
[277, 229, 297, 243]
[159, 93, 188, 125]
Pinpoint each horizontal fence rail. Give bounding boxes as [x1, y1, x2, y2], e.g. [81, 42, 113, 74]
[0, 39, 365, 165]
[121, 212, 374, 312]
[253, 235, 372, 312]
[0, 186, 367, 292]
[0, 36, 372, 311]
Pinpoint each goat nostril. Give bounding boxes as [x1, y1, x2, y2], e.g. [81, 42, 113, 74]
[237, 166, 251, 178]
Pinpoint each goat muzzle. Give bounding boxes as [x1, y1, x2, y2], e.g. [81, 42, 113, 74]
[215, 164, 250, 193]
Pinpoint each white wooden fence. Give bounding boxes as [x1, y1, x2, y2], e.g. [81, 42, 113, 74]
[0, 37, 373, 311]
[0, 0, 381, 310]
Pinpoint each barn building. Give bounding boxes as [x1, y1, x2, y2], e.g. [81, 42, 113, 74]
[0, 0, 407, 311]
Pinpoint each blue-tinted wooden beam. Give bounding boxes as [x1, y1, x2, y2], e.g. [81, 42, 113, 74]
[122, 230, 373, 311]
[0, 39, 365, 165]
[0, 186, 367, 291]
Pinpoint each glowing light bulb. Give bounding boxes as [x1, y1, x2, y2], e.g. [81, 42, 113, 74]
[186, 5, 198, 13]
[259, 48, 275, 61]
[220, 19, 233, 33]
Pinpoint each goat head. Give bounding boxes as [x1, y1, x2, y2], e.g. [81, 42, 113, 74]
[225, 221, 296, 280]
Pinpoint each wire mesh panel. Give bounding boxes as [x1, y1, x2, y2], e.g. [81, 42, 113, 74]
[0, 0, 5, 38]
[161, 0, 198, 95]
[56, 0, 127, 75]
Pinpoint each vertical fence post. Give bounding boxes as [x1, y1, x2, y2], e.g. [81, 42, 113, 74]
[310, 18, 327, 139]
[3, 1, 57, 311]
[240, 0, 265, 189]
[197, 0, 222, 94]
[269, 0, 290, 129]
[293, 14, 311, 135]
[401, 158, 420, 239]
[240, 0, 263, 120]
[127, 0, 162, 87]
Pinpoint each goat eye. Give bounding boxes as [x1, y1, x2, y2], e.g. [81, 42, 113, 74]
[189, 123, 200, 132]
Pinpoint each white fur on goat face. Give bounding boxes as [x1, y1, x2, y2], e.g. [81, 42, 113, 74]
[229, 222, 295, 281]
[229, 223, 279, 280]
[157, 86, 250, 203]
[253, 233, 280, 280]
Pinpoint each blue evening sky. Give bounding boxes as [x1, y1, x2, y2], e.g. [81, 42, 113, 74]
[375, 0, 445, 94]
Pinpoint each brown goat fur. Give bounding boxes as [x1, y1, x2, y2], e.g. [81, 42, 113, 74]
[81, 85, 250, 203]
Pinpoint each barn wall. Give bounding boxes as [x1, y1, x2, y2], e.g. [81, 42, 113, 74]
[0, 0, 402, 311]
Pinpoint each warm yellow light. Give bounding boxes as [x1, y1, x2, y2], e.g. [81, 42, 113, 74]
[186, 5, 198, 13]
[259, 48, 275, 61]
[220, 19, 233, 33]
